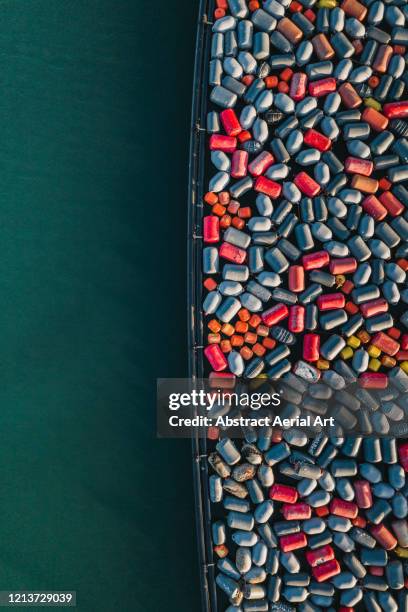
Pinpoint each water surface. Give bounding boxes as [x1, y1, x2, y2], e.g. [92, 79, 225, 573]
[0, 1, 199, 610]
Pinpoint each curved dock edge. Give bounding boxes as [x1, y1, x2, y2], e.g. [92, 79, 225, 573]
[188, 1, 218, 612]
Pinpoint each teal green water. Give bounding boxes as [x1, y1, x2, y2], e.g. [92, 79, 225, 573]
[0, 1, 199, 610]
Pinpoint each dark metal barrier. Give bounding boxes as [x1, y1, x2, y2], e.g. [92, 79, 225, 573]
[188, 1, 218, 611]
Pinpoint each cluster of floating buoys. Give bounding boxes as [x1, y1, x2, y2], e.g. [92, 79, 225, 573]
[200, 0, 408, 609]
[203, 0, 408, 391]
[210, 432, 408, 611]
